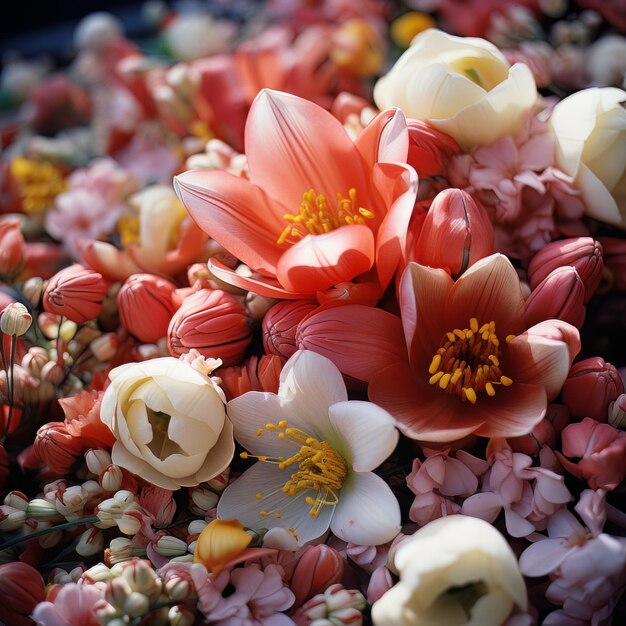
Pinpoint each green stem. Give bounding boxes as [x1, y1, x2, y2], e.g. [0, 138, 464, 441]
[0, 515, 100, 552]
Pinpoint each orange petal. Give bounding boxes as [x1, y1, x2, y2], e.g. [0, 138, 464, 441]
[276, 225, 375, 293]
[355, 107, 409, 167]
[245, 89, 367, 210]
[174, 169, 286, 275]
[207, 258, 314, 299]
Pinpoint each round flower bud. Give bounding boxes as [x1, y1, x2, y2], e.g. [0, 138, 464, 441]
[168, 289, 252, 366]
[262, 300, 318, 360]
[0, 302, 32, 336]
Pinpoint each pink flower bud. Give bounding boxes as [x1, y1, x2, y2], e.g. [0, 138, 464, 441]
[118, 273, 178, 343]
[561, 357, 624, 421]
[100, 464, 124, 492]
[21, 347, 49, 376]
[524, 266, 586, 329]
[43, 263, 108, 323]
[0, 216, 25, 277]
[0, 302, 32, 336]
[0, 562, 45, 626]
[598, 236, 626, 291]
[508, 403, 569, 455]
[168, 289, 252, 366]
[527, 237, 603, 303]
[407, 119, 460, 178]
[556, 417, 626, 490]
[219, 354, 282, 401]
[367, 566, 394, 603]
[291, 544, 345, 609]
[76, 527, 105, 557]
[410, 189, 494, 277]
[263, 300, 318, 360]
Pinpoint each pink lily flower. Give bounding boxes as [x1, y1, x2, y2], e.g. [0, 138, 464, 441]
[174, 88, 417, 301]
[368, 254, 581, 442]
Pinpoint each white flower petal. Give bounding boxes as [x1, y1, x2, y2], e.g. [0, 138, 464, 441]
[277, 350, 348, 436]
[195, 417, 235, 483]
[217, 462, 334, 545]
[152, 375, 225, 424]
[328, 401, 398, 471]
[331, 472, 400, 545]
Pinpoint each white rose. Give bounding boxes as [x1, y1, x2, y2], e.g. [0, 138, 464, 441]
[373, 28, 537, 149]
[550, 87, 626, 229]
[371, 515, 527, 626]
[100, 356, 234, 490]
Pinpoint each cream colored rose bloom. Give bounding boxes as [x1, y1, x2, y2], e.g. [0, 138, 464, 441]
[371, 515, 527, 626]
[550, 87, 626, 229]
[100, 356, 234, 490]
[373, 28, 537, 150]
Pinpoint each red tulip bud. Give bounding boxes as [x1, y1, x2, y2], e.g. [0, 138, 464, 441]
[118, 273, 178, 343]
[168, 289, 252, 366]
[262, 300, 318, 360]
[291, 544, 345, 608]
[528, 237, 603, 303]
[410, 189, 494, 277]
[524, 266, 586, 329]
[0, 562, 45, 626]
[562, 357, 624, 422]
[43, 263, 108, 323]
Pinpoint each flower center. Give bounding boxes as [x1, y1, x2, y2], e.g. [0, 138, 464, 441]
[428, 318, 514, 404]
[240, 420, 348, 518]
[277, 188, 374, 245]
[10, 156, 67, 214]
[146, 409, 184, 460]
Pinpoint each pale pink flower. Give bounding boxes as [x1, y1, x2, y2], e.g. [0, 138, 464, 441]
[556, 417, 626, 491]
[45, 158, 137, 260]
[137, 485, 176, 528]
[31, 582, 104, 626]
[519, 490, 626, 625]
[196, 563, 296, 626]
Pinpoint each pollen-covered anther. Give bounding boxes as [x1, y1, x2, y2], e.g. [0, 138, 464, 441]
[428, 318, 513, 403]
[240, 421, 348, 519]
[277, 187, 374, 245]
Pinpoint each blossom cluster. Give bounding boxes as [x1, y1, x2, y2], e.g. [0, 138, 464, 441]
[1, 1, 625, 625]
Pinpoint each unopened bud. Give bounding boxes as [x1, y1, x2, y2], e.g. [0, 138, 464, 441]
[26, 498, 60, 521]
[123, 591, 150, 618]
[169, 605, 195, 626]
[90, 332, 118, 362]
[40, 360, 65, 385]
[262, 300, 318, 359]
[188, 486, 219, 515]
[0, 504, 27, 531]
[22, 277, 44, 307]
[100, 464, 124, 492]
[0, 302, 32, 336]
[21, 347, 49, 376]
[154, 535, 188, 557]
[608, 394, 626, 430]
[165, 576, 193, 602]
[85, 448, 113, 475]
[4, 490, 29, 511]
[76, 527, 104, 557]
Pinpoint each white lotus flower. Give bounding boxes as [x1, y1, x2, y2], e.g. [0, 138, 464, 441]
[217, 350, 401, 546]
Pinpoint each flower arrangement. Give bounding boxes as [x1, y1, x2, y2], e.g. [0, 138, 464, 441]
[1, 1, 625, 625]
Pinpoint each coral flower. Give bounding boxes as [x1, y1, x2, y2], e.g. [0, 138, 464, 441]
[369, 254, 581, 442]
[217, 350, 401, 546]
[174, 88, 417, 300]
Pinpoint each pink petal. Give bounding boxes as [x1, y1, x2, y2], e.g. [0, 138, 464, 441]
[207, 258, 313, 299]
[354, 108, 409, 167]
[518, 539, 571, 577]
[368, 363, 483, 442]
[296, 304, 407, 383]
[471, 383, 547, 439]
[461, 491, 503, 522]
[399, 262, 453, 370]
[173, 169, 285, 275]
[371, 162, 418, 291]
[275, 225, 375, 293]
[245, 89, 367, 211]
[446, 253, 526, 336]
[507, 320, 580, 400]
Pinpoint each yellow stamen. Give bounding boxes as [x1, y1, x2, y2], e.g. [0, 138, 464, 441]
[427, 318, 514, 404]
[241, 421, 348, 519]
[277, 188, 374, 245]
